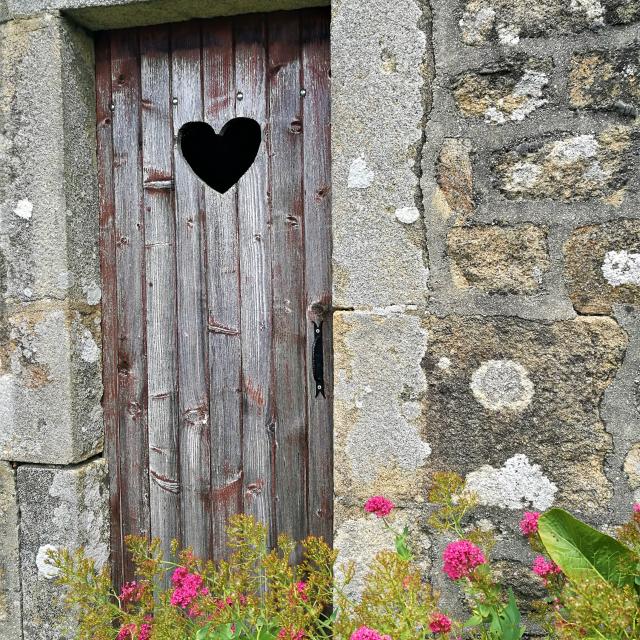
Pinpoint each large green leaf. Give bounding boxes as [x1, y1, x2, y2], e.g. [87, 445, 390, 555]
[538, 508, 636, 588]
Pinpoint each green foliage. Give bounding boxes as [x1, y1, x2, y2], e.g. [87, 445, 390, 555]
[538, 508, 637, 588]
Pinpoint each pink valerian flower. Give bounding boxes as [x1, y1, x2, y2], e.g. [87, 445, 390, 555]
[429, 613, 452, 634]
[170, 567, 209, 608]
[442, 540, 486, 580]
[138, 624, 152, 640]
[350, 627, 392, 640]
[116, 624, 137, 640]
[519, 512, 541, 536]
[633, 503, 640, 514]
[278, 628, 305, 639]
[364, 496, 395, 518]
[119, 581, 142, 605]
[295, 581, 309, 601]
[532, 556, 562, 582]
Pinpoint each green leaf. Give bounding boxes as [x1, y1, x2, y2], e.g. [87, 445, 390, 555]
[394, 528, 413, 561]
[464, 614, 484, 627]
[538, 508, 637, 588]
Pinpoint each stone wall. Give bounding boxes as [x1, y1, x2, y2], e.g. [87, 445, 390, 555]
[0, 0, 639, 637]
[333, 0, 640, 632]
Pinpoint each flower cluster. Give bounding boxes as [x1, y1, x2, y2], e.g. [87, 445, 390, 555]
[170, 566, 209, 608]
[532, 555, 562, 582]
[519, 511, 540, 536]
[119, 580, 142, 604]
[349, 626, 392, 640]
[442, 539, 486, 580]
[278, 627, 306, 639]
[429, 613, 452, 634]
[364, 496, 395, 518]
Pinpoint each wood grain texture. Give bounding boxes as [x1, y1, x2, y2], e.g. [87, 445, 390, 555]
[267, 12, 308, 553]
[171, 21, 212, 559]
[95, 31, 124, 588]
[234, 14, 277, 546]
[301, 9, 333, 545]
[110, 28, 150, 583]
[97, 10, 332, 574]
[202, 18, 244, 559]
[140, 25, 181, 565]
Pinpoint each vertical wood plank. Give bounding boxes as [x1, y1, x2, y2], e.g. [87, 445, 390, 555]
[171, 21, 212, 558]
[202, 19, 243, 559]
[140, 25, 181, 561]
[110, 28, 150, 581]
[302, 9, 333, 545]
[234, 15, 276, 544]
[95, 31, 125, 588]
[267, 13, 308, 550]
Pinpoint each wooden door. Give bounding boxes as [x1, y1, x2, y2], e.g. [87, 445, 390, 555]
[95, 9, 331, 585]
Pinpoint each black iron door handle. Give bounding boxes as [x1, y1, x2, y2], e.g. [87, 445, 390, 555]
[312, 321, 325, 398]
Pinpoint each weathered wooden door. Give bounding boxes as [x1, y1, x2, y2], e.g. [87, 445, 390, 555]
[95, 9, 331, 584]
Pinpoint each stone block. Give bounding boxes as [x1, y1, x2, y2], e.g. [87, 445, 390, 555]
[569, 46, 640, 114]
[492, 127, 636, 203]
[0, 15, 99, 307]
[0, 303, 103, 464]
[453, 57, 552, 125]
[422, 315, 627, 512]
[447, 224, 549, 294]
[434, 138, 475, 222]
[564, 219, 640, 314]
[17, 459, 109, 640]
[332, 0, 430, 307]
[460, 0, 640, 46]
[625, 443, 640, 490]
[334, 310, 431, 501]
[0, 462, 21, 640]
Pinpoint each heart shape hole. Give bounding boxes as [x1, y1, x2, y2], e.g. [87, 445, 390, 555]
[178, 117, 262, 194]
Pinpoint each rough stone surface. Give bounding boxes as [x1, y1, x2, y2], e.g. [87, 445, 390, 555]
[564, 219, 640, 314]
[334, 310, 431, 500]
[0, 463, 20, 640]
[434, 138, 475, 222]
[17, 459, 110, 640]
[570, 46, 640, 114]
[422, 315, 627, 513]
[447, 224, 550, 294]
[0, 15, 103, 464]
[332, 0, 430, 308]
[453, 57, 552, 124]
[492, 127, 636, 203]
[2, 0, 329, 28]
[460, 0, 640, 46]
[624, 443, 640, 489]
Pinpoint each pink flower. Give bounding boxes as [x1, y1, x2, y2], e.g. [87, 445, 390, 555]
[138, 624, 152, 640]
[442, 540, 486, 580]
[295, 581, 309, 601]
[519, 512, 540, 536]
[170, 567, 208, 608]
[350, 626, 392, 640]
[116, 624, 137, 640]
[278, 628, 305, 639]
[364, 496, 395, 518]
[532, 556, 561, 581]
[119, 581, 141, 604]
[429, 613, 452, 634]
[633, 503, 640, 514]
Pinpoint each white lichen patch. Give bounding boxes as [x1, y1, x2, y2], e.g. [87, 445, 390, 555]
[36, 544, 60, 579]
[471, 359, 534, 412]
[496, 23, 520, 45]
[395, 206, 420, 224]
[506, 162, 542, 190]
[466, 454, 558, 510]
[14, 198, 33, 220]
[550, 134, 598, 164]
[83, 282, 102, 306]
[460, 6, 496, 45]
[570, 0, 605, 23]
[485, 69, 549, 124]
[601, 250, 640, 286]
[79, 330, 99, 363]
[348, 156, 375, 189]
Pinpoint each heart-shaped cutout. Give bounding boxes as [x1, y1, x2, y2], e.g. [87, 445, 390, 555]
[178, 117, 262, 194]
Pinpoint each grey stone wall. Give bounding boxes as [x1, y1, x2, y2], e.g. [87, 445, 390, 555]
[0, 0, 639, 636]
